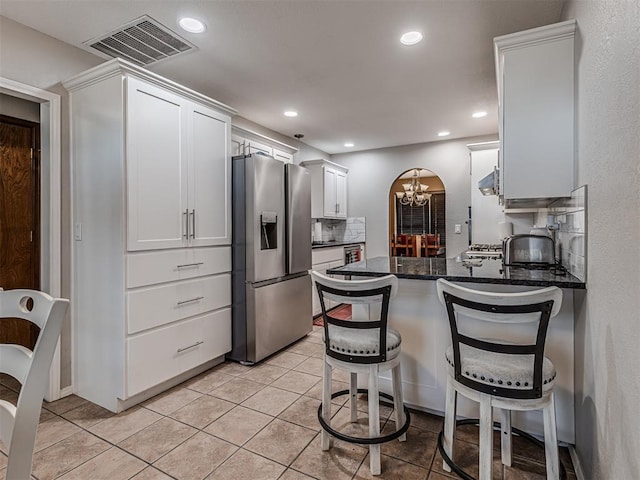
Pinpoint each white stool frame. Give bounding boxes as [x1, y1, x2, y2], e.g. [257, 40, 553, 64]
[0, 289, 69, 479]
[436, 279, 563, 480]
[311, 272, 408, 476]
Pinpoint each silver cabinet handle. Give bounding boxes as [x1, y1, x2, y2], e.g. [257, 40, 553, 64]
[176, 262, 204, 268]
[176, 296, 204, 306]
[190, 209, 196, 239]
[177, 341, 204, 353]
[183, 209, 189, 239]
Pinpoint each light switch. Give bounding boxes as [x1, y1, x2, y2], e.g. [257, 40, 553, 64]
[74, 223, 82, 241]
[455, 224, 462, 234]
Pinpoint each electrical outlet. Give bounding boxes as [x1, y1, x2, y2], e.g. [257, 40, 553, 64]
[455, 224, 462, 234]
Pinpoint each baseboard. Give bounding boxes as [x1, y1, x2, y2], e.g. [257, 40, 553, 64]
[117, 356, 225, 412]
[568, 445, 586, 480]
[59, 385, 74, 398]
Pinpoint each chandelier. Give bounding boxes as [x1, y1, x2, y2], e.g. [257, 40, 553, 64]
[395, 169, 432, 206]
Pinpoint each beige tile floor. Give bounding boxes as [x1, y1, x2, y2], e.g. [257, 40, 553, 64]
[1, 326, 576, 480]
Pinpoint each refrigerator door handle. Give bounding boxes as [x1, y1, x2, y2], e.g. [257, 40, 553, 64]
[190, 209, 196, 239]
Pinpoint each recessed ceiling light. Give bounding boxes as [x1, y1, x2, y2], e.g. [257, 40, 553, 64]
[344, 142, 355, 148]
[400, 31, 423, 46]
[472, 111, 488, 118]
[178, 17, 206, 33]
[437, 131, 451, 137]
[284, 111, 298, 117]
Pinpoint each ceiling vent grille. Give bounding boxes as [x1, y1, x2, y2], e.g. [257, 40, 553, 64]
[84, 15, 196, 66]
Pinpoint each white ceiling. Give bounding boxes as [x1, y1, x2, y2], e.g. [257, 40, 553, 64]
[0, 1, 564, 154]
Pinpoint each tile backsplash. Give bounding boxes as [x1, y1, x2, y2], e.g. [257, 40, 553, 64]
[313, 217, 366, 243]
[548, 185, 587, 282]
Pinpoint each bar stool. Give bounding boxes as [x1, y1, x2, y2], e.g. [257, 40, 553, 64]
[311, 271, 410, 476]
[436, 279, 563, 480]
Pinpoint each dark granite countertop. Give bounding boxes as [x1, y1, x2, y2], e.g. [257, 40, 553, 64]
[326, 255, 586, 289]
[312, 241, 365, 249]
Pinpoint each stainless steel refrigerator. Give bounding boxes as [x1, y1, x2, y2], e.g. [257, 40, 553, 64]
[229, 154, 312, 364]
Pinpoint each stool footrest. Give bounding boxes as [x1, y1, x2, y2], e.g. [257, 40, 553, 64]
[317, 388, 411, 445]
[436, 418, 567, 480]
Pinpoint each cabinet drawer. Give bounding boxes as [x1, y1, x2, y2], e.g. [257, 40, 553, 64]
[126, 308, 231, 397]
[312, 246, 344, 265]
[127, 274, 231, 334]
[127, 247, 231, 288]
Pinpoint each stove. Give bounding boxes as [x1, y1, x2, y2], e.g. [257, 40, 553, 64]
[465, 244, 503, 259]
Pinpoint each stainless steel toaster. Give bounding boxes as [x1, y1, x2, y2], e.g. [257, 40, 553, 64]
[503, 234, 556, 265]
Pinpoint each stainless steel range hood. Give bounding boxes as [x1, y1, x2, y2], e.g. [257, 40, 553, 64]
[478, 167, 499, 196]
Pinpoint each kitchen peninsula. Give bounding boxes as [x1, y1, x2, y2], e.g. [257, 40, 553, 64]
[327, 256, 585, 444]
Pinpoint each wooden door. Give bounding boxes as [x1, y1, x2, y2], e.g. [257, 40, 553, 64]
[0, 114, 40, 349]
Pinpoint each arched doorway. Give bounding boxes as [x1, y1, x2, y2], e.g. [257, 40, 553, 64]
[388, 168, 446, 257]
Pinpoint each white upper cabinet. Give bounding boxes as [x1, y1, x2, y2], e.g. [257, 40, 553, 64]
[189, 104, 231, 246]
[126, 78, 188, 250]
[126, 78, 231, 250]
[494, 20, 576, 206]
[323, 167, 337, 216]
[231, 126, 297, 163]
[335, 169, 347, 218]
[272, 148, 294, 164]
[301, 159, 349, 219]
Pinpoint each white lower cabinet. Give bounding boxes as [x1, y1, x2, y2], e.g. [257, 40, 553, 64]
[127, 273, 231, 334]
[127, 308, 231, 396]
[311, 246, 346, 316]
[127, 246, 231, 288]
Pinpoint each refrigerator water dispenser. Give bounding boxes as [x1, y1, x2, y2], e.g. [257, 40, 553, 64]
[260, 211, 278, 250]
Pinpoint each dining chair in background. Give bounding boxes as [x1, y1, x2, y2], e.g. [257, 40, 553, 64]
[0, 289, 69, 480]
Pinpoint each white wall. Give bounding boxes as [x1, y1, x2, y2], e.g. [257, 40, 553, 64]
[0, 93, 40, 122]
[561, 2, 640, 479]
[469, 146, 505, 243]
[0, 16, 103, 389]
[332, 135, 497, 258]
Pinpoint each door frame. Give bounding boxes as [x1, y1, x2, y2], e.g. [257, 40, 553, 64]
[1, 77, 62, 401]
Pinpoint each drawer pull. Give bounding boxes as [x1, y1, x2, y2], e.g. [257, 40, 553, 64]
[177, 296, 204, 306]
[176, 262, 204, 269]
[177, 341, 204, 353]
